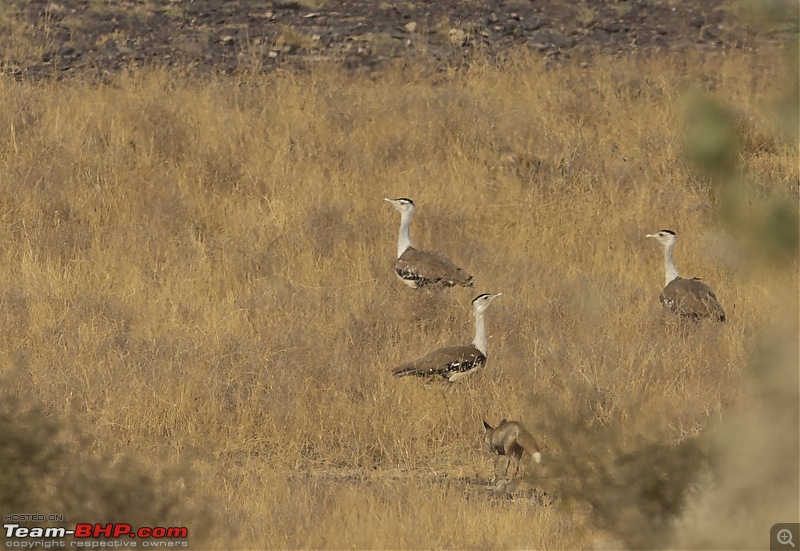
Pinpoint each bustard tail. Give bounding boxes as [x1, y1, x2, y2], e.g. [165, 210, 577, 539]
[392, 363, 424, 378]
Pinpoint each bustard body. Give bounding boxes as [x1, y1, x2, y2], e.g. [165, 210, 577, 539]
[384, 197, 473, 289]
[392, 293, 501, 382]
[646, 230, 726, 321]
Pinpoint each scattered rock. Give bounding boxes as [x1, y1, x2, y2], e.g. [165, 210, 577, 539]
[448, 28, 467, 45]
[600, 20, 622, 33]
[45, 2, 67, 14]
[527, 28, 573, 51]
[8, 0, 755, 79]
[588, 28, 610, 44]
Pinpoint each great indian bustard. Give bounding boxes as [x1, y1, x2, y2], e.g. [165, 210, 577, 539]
[392, 293, 501, 382]
[646, 230, 726, 321]
[383, 197, 473, 289]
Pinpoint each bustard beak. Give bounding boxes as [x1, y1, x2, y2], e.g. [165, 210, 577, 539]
[472, 292, 502, 308]
[645, 233, 656, 239]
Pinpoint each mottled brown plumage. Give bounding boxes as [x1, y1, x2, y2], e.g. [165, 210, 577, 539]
[392, 345, 485, 381]
[395, 247, 474, 289]
[661, 277, 726, 322]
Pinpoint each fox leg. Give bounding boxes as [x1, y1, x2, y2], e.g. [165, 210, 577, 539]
[490, 457, 500, 483]
[501, 456, 511, 479]
[511, 454, 519, 478]
[492, 456, 509, 483]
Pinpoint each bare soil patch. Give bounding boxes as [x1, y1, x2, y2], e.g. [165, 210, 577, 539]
[3, 0, 760, 78]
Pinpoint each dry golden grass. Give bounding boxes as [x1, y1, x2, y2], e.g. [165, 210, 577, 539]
[0, 47, 797, 549]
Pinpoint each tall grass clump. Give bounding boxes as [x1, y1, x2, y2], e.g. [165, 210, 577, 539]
[0, 393, 213, 545]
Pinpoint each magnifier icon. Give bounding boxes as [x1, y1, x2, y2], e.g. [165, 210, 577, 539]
[778, 529, 796, 548]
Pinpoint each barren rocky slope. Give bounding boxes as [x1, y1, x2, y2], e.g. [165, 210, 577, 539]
[1, 0, 767, 78]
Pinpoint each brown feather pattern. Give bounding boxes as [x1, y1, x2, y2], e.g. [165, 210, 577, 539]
[660, 277, 726, 321]
[395, 247, 474, 289]
[392, 345, 486, 381]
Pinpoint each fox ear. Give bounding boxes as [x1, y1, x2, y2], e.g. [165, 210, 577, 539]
[499, 418, 507, 425]
[482, 420, 492, 430]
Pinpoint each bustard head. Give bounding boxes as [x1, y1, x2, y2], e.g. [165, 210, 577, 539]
[646, 229, 677, 247]
[472, 293, 502, 314]
[383, 197, 416, 215]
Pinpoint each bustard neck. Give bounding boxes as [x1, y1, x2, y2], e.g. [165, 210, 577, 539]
[663, 241, 680, 286]
[472, 309, 488, 356]
[397, 210, 413, 258]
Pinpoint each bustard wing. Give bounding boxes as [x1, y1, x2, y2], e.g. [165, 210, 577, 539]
[661, 277, 726, 321]
[395, 247, 473, 288]
[392, 345, 486, 381]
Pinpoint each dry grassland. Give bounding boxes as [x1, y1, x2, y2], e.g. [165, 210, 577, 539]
[0, 48, 797, 549]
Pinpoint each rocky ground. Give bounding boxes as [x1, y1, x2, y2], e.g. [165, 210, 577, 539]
[0, 0, 772, 78]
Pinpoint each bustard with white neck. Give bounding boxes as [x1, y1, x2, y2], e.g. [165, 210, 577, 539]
[384, 197, 473, 289]
[392, 293, 501, 382]
[646, 229, 726, 321]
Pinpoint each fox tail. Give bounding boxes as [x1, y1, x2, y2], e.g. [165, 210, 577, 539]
[517, 430, 542, 463]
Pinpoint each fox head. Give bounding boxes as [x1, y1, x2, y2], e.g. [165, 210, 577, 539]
[482, 420, 494, 449]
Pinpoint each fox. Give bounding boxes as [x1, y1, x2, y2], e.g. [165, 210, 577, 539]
[483, 419, 542, 482]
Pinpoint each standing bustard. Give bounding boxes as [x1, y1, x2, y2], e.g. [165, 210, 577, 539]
[384, 197, 474, 289]
[646, 229, 726, 321]
[392, 293, 501, 382]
